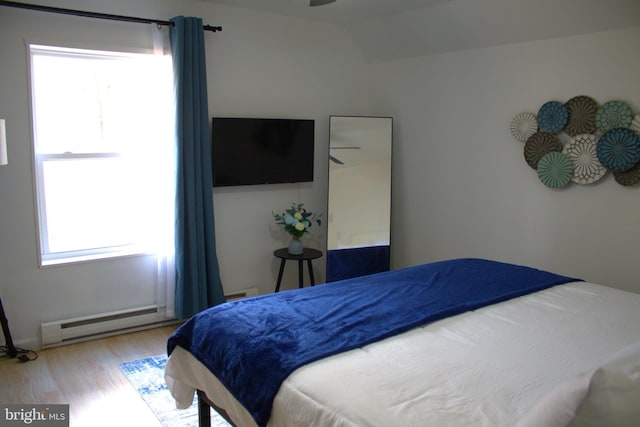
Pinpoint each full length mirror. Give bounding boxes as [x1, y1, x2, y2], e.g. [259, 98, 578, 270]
[326, 116, 392, 282]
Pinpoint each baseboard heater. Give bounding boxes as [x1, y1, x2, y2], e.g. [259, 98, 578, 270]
[41, 287, 260, 348]
[224, 287, 259, 302]
[41, 305, 177, 348]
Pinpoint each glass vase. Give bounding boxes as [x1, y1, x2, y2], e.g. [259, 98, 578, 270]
[288, 237, 303, 255]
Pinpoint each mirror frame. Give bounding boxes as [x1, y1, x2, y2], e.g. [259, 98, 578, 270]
[325, 115, 393, 282]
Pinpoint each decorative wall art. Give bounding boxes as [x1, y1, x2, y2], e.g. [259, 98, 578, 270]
[510, 112, 538, 142]
[596, 128, 640, 172]
[537, 101, 568, 133]
[524, 132, 562, 169]
[564, 96, 598, 136]
[595, 101, 633, 133]
[562, 134, 606, 184]
[510, 96, 640, 188]
[631, 114, 640, 134]
[537, 151, 574, 189]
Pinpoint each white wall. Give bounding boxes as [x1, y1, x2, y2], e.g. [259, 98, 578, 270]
[203, 5, 370, 297]
[0, 0, 370, 348]
[3, 0, 638, 350]
[371, 26, 640, 293]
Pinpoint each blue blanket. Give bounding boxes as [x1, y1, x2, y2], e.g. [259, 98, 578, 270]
[167, 258, 580, 426]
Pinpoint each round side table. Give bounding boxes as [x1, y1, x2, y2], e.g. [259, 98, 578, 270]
[273, 248, 323, 292]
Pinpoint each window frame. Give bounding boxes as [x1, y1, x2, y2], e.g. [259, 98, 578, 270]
[28, 43, 174, 267]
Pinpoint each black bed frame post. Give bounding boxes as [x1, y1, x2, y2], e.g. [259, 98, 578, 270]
[197, 390, 212, 427]
[197, 389, 237, 427]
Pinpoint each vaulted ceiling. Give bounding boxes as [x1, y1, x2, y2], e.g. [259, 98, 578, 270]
[200, 0, 450, 24]
[199, 0, 640, 62]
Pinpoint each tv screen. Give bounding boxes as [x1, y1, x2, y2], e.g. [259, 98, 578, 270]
[211, 117, 315, 187]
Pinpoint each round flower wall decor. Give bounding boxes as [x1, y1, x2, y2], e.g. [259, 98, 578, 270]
[562, 134, 607, 184]
[537, 101, 568, 133]
[510, 96, 640, 188]
[595, 101, 633, 133]
[564, 96, 598, 136]
[524, 132, 562, 169]
[537, 152, 573, 189]
[596, 128, 640, 172]
[614, 162, 640, 186]
[510, 112, 538, 142]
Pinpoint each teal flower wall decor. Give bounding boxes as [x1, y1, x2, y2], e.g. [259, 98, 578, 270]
[510, 96, 640, 188]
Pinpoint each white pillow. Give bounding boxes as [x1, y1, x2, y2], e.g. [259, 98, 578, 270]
[518, 341, 640, 427]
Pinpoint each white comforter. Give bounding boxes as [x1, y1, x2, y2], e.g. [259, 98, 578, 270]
[165, 282, 640, 426]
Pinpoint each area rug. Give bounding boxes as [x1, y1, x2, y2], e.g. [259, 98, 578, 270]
[119, 355, 231, 427]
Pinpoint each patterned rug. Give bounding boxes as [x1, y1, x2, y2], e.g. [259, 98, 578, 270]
[119, 355, 231, 427]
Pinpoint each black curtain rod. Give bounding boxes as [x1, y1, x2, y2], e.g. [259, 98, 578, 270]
[0, 0, 222, 32]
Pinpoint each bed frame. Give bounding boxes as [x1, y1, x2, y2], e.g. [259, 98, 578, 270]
[197, 390, 235, 427]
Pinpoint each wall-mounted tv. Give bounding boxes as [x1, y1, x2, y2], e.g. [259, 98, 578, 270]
[211, 117, 315, 187]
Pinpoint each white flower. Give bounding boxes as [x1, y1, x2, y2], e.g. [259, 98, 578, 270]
[273, 203, 322, 238]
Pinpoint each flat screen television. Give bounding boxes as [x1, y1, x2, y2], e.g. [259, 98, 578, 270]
[211, 117, 315, 187]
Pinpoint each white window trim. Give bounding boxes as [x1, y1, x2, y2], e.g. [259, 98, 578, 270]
[28, 43, 175, 267]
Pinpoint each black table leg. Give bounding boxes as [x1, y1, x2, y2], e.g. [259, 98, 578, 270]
[307, 259, 315, 286]
[275, 259, 286, 292]
[273, 248, 323, 292]
[297, 259, 304, 288]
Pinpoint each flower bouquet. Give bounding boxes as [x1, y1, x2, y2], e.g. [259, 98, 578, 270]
[273, 203, 321, 254]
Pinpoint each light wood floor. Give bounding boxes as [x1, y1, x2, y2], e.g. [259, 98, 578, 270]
[0, 325, 179, 427]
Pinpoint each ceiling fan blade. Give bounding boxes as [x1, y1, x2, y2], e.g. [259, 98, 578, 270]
[310, 0, 336, 6]
[329, 155, 344, 165]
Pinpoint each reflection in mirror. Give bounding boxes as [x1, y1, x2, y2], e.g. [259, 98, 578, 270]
[326, 116, 392, 282]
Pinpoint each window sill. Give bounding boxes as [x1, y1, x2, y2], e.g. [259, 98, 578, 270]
[40, 246, 160, 268]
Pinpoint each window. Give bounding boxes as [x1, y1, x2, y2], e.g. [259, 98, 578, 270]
[29, 44, 175, 266]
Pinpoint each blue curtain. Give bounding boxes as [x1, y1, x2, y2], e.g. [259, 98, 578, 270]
[170, 16, 225, 319]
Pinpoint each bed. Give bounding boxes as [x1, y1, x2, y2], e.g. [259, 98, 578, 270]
[165, 258, 640, 427]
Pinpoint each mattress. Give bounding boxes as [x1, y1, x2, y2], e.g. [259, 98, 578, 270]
[165, 281, 640, 426]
